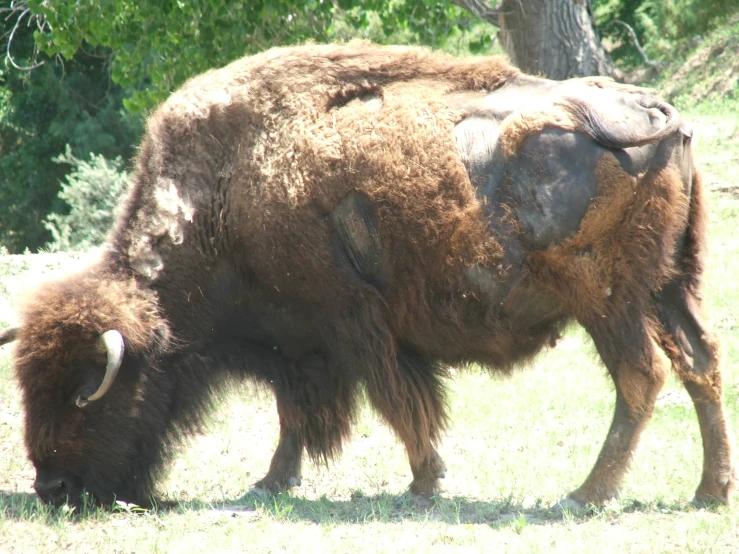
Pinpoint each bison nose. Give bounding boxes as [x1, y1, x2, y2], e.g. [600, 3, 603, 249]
[34, 475, 78, 507]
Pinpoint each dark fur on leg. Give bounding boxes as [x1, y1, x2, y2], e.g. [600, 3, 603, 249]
[327, 300, 450, 498]
[254, 350, 360, 492]
[565, 305, 668, 508]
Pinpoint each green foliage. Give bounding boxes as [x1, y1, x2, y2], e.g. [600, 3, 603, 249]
[332, 2, 498, 56]
[651, 17, 739, 113]
[594, 0, 738, 67]
[28, 0, 340, 112]
[0, 16, 143, 253]
[43, 146, 129, 252]
[27, 0, 487, 113]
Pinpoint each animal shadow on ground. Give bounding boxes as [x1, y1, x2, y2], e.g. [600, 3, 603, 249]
[0, 489, 703, 526]
[208, 492, 703, 527]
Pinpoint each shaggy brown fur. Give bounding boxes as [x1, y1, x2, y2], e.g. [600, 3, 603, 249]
[7, 42, 735, 508]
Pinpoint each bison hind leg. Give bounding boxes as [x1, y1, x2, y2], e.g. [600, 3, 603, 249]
[656, 279, 736, 505]
[559, 304, 669, 510]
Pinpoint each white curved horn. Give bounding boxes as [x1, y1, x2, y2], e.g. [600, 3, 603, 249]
[79, 330, 125, 406]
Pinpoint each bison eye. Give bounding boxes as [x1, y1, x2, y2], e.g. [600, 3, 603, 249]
[73, 386, 105, 413]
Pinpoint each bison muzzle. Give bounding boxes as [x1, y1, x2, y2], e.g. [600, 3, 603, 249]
[0, 42, 735, 510]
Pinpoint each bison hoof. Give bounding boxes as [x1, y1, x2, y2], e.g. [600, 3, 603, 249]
[394, 489, 437, 508]
[691, 495, 724, 508]
[250, 475, 302, 496]
[692, 470, 736, 507]
[244, 486, 272, 501]
[551, 496, 586, 513]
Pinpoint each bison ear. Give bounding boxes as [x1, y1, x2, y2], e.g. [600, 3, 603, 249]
[75, 330, 125, 408]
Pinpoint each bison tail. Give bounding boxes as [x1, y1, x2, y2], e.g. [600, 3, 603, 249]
[676, 167, 708, 293]
[563, 93, 684, 150]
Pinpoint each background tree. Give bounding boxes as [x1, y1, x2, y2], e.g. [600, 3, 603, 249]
[450, 0, 616, 78]
[1, 0, 735, 252]
[450, 0, 737, 78]
[44, 147, 130, 252]
[0, 5, 142, 251]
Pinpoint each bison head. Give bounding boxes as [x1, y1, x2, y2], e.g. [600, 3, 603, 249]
[30, 330, 125, 507]
[7, 273, 174, 509]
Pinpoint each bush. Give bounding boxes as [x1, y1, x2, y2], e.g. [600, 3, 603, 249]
[43, 146, 130, 252]
[0, 18, 143, 254]
[594, 0, 737, 67]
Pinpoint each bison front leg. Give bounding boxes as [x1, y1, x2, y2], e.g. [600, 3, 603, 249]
[252, 351, 358, 495]
[408, 448, 447, 499]
[363, 346, 449, 501]
[559, 308, 669, 510]
[253, 427, 303, 494]
[657, 280, 736, 505]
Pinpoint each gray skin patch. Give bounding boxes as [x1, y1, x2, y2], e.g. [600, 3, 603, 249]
[330, 190, 391, 292]
[508, 129, 603, 250]
[453, 114, 604, 250]
[454, 116, 505, 197]
[449, 76, 681, 247]
[448, 75, 680, 150]
[454, 117, 522, 306]
[656, 281, 713, 373]
[451, 81, 679, 331]
[454, 119, 664, 252]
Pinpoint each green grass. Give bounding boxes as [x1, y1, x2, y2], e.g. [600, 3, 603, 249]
[642, 13, 739, 194]
[2, 30, 739, 553]
[646, 13, 739, 112]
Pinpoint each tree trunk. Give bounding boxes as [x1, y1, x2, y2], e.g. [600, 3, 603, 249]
[452, 0, 617, 79]
[498, 0, 615, 78]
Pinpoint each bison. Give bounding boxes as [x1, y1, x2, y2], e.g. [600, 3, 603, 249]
[0, 42, 734, 510]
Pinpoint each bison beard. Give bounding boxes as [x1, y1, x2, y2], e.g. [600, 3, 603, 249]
[3, 42, 735, 509]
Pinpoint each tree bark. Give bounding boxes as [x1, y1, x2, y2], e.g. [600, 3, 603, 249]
[452, 0, 617, 79]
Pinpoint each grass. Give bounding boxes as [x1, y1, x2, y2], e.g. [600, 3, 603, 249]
[649, 14, 739, 114]
[3, 325, 739, 552]
[2, 30, 739, 554]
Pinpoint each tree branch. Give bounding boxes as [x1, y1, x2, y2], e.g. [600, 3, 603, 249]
[448, 0, 504, 27]
[3, 3, 45, 71]
[607, 20, 665, 69]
